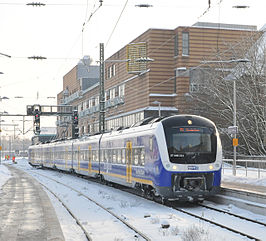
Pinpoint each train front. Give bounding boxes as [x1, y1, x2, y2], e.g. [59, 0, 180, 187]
[157, 115, 222, 201]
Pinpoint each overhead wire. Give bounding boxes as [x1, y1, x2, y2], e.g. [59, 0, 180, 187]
[82, 0, 103, 33]
[107, 33, 252, 104]
[53, 0, 103, 81]
[105, 0, 129, 48]
[1, 0, 247, 103]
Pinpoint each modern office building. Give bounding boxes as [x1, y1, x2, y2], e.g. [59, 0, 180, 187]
[57, 22, 257, 138]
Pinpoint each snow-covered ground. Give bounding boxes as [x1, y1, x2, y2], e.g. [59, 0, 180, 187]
[1, 158, 266, 241]
[222, 163, 266, 186]
[0, 162, 10, 191]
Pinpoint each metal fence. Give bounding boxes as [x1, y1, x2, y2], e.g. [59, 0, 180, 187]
[222, 159, 266, 178]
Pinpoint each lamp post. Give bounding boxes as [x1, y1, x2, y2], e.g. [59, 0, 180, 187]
[152, 101, 161, 117]
[229, 60, 250, 176]
[0, 109, 8, 164]
[12, 118, 32, 156]
[201, 58, 250, 176]
[232, 78, 237, 175]
[0, 119, 4, 164]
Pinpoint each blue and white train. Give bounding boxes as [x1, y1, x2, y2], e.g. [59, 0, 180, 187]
[29, 115, 222, 202]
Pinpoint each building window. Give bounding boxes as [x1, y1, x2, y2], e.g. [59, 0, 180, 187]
[112, 65, 116, 77]
[105, 90, 110, 100]
[108, 66, 112, 79]
[107, 64, 116, 79]
[95, 95, 99, 106]
[189, 68, 209, 93]
[174, 34, 178, 56]
[189, 83, 200, 93]
[182, 32, 189, 56]
[118, 84, 125, 97]
[110, 88, 116, 99]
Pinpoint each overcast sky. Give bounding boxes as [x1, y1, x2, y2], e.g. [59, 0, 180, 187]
[0, 0, 265, 138]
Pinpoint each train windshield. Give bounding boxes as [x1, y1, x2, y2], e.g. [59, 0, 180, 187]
[165, 126, 217, 164]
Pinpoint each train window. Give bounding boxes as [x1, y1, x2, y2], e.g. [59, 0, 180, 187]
[117, 149, 121, 164]
[134, 149, 139, 165]
[95, 151, 99, 162]
[104, 150, 108, 162]
[82, 150, 86, 161]
[99, 150, 103, 162]
[165, 126, 217, 164]
[149, 138, 153, 151]
[92, 150, 95, 162]
[69, 151, 71, 161]
[107, 149, 112, 163]
[140, 148, 145, 166]
[84, 150, 88, 161]
[121, 149, 126, 164]
[112, 149, 117, 163]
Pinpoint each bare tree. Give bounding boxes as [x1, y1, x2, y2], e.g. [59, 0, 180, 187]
[187, 30, 266, 156]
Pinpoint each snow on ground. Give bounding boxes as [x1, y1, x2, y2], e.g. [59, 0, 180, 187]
[222, 163, 266, 186]
[45, 190, 88, 241]
[0, 162, 11, 193]
[1, 158, 266, 241]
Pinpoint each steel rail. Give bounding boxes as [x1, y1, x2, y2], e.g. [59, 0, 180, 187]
[40, 183, 92, 241]
[29, 170, 151, 241]
[198, 203, 266, 227]
[169, 205, 261, 241]
[27, 166, 262, 241]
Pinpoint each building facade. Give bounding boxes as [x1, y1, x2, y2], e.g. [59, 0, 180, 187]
[57, 22, 257, 138]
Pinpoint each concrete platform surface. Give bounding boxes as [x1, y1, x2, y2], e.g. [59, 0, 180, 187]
[0, 165, 65, 241]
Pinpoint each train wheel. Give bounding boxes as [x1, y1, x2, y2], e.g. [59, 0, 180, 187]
[153, 194, 165, 204]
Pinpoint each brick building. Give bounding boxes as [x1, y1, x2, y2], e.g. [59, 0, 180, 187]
[57, 22, 257, 138]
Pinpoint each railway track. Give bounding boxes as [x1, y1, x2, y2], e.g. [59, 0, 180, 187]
[24, 166, 266, 241]
[168, 204, 264, 241]
[107, 182, 266, 240]
[124, 189, 265, 241]
[198, 202, 266, 227]
[40, 183, 92, 241]
[27, 170, 151, 241]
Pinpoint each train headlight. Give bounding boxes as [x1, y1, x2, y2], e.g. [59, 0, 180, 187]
[173, 165, 177, 170]
[209, 165, 214, 170]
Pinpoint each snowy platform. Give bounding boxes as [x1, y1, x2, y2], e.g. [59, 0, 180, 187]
[0, 165, 64, 241]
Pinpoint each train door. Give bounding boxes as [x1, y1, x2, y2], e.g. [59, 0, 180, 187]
[88, 145, 92, 173]
[51, 147, 54, 166]
[65, 147, 68, 169]
[126, 141, 132, 183]
[71, 142, 74, 170]
[78, 146, 80, 171]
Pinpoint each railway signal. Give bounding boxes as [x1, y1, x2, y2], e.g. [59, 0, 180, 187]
[73, 110, 78, 125]
[72, 110, 79, 138]
[34, 111, 41, 135]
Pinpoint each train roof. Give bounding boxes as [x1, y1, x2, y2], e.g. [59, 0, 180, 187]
[29, 115, 216, 147]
